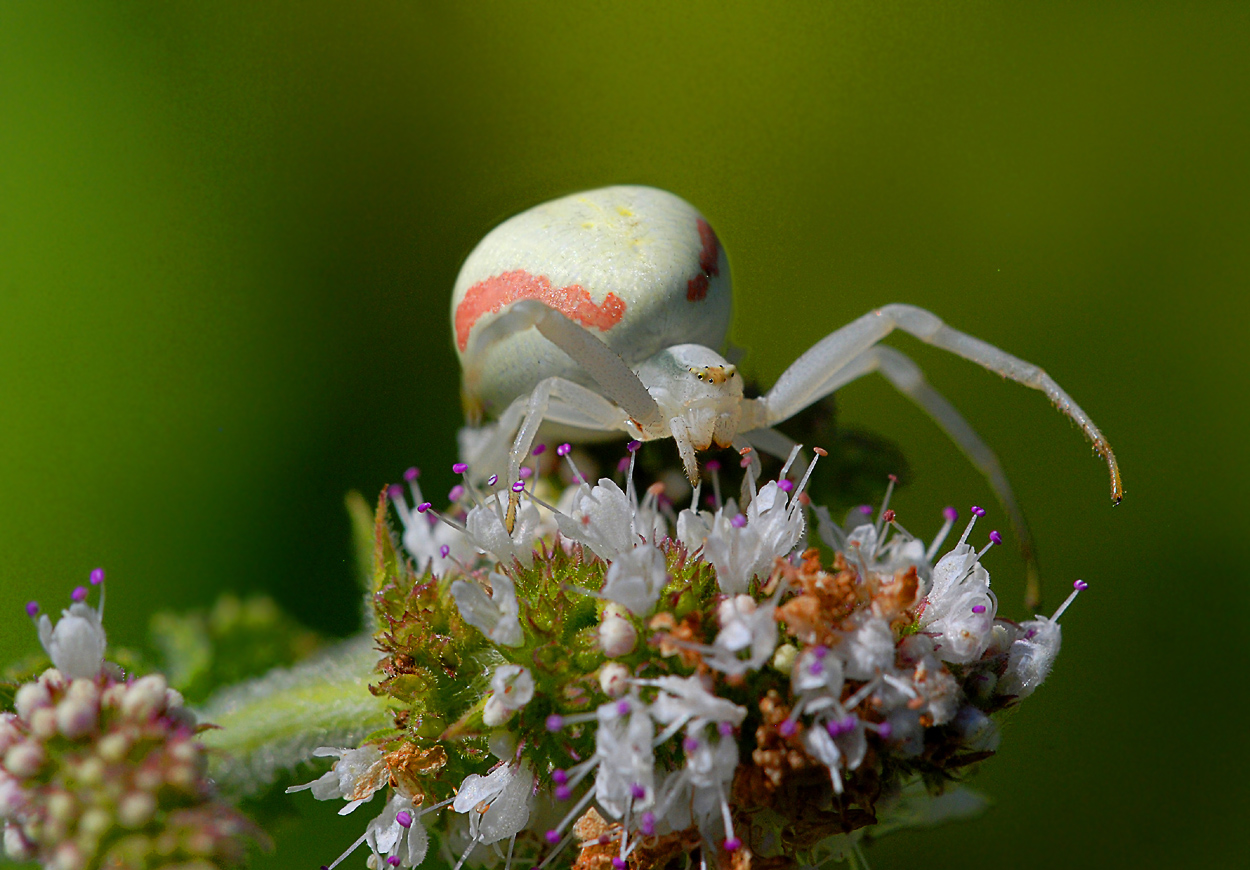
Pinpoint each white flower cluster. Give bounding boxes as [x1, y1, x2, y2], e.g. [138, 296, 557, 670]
[293, 442, 1086, 870]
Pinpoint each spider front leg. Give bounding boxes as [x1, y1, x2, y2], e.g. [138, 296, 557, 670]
[504, 376, 638, 483]
[472, 376, 635, 531]
[762, 303, 1122, 505]
[464, 299, 662, 432]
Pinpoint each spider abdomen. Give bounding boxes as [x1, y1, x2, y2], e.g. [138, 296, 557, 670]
[453, 186, 731, 418]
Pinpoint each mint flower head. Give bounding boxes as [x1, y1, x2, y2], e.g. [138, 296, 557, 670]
[277, 440, 1090, 870]
[3, 573, 264, 870]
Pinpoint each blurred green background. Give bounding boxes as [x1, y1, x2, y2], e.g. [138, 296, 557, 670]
[2, 2, 1245, 867]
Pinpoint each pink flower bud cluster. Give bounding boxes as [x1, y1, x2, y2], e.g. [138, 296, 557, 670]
[1, 668, 262, 870]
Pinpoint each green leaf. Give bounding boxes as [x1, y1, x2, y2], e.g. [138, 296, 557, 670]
[345, 489, 377, 595]
[149, 593, 323, 705]
[196, 634, 394, 797]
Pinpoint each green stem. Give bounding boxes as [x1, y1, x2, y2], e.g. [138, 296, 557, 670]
[196, 634, 394, 795]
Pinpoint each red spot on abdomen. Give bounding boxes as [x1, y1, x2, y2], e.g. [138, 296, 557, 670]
[686, 219, 721, 302]
[455, 270, 627, 352]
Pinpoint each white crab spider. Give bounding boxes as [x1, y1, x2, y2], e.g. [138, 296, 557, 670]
[451, 186, 1121, 599]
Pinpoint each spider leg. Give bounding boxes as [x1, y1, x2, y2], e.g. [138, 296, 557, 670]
[802, 345, 1041, 606]
[762, 303, 1122, 506]
[507, 377, 634, 481]
[503, 376, 634, 530]
[462, 378, 631, 481]
[464, 299, 662, 429]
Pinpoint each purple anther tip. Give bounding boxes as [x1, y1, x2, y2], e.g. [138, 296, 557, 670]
[90, 568, 105, 585]
[387, 857, 401, 867]
[640, 812, 656, 835]
[512, 481, 525, 493]
[555, 784, 571, 801]
[557, 443, 572, 457]
[416, 502, 432, 513]
[683, 735, 700, 753]
[858, 504, 873, 516]
[71, 586, 88, 602]
[989, 530, 1003, 546]
[520, 466, 534, 479]
[395, 810, 413, 828]
[778, 719, 797, 738]
[448, 485, 465, 502]
[877, 722, 893, 739]
[617, 457, 631, 473]
[25, 601, 39, 617]
[718, 721, 734, 737]
[778, 479, 795, 492]
[612, 858, 627, 870]
[813, 645, 828, 659]
[631, 783, 647, 800]
[439, 545, 450, 558]
[615, 699, 631, 716]
[545, 714, 564, 732]
[731, 514, 747, 528]
[387, 484, 404, 500]
[452, 462, 469, 474]
[724, 838, 742, 852]
[705, 460, 721, 472]
[545, 830, 561, 845]
[627, 440, 641, 453]
[487, 474, 499, 486]
[552, 768, 568, 785]
[827, 716, 856, 737]
[533, 443, 547, 455]
[971, 505, 986, 517]
[972, 604, 987, 614]
[1074, 579, 1089, 591]
[943, 506, 958, 521]
[404, 467, 420, 481]
[808, 659, 824, 676]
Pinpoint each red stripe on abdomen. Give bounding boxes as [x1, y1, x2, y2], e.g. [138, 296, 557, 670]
[455, 270, 627, 352]
[686, 219, 721, 302]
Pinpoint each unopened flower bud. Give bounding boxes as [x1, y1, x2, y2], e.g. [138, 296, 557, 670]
[56, 681, 99, 739]
[771, 643, 798, 674]
[51, 840, 84, 870]
[599, 605, 637, 658]
[4, 824, 35, 861]
[0, 717, 20, 756]
[117, 792, 155, 829]
[597, 663, 629, 697]
[75, 757, 104, 787]
[120, 674, 168, 720]
[4, 744, 43, 779]
[78, 807, 111, 838]
[96, 733, 130, 764]
[0, 775, 26, 818]
[29, 708, 58, 741]
[14, 683, 51, 721]
[47, 791, 75, 826]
